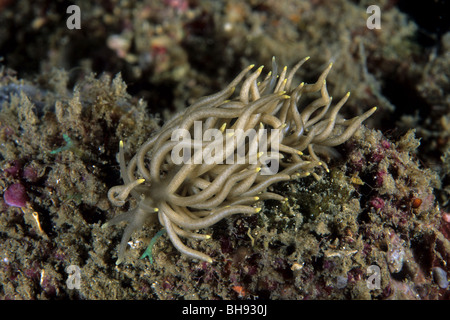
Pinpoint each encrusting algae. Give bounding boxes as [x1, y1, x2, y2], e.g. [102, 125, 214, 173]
[104, 57, 376, 264]
[1, 0, 448, 300]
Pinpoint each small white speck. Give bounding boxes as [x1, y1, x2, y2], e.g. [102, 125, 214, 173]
[223, 22, 232, 32]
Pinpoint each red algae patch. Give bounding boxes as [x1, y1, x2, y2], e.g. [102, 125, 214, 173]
[3, 182, 28, 208]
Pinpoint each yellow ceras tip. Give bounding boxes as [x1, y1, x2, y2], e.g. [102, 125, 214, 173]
[254, 196, 260, 201]
[119, 140, 124, 148]
[205, 234, 212, 239]
[220, 123, 227, 132]
[297, 150, 303, 156]
[255, 207, 262, 213]
[153, 207, 159, 212]
[249, 64, 255, 69]
[137, 178, 145, 184]
[256, 167, 262, 173]
[257, 65, 264, 72]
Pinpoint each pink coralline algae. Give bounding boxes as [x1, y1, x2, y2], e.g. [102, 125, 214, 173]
[3, 183, 28, 207]
[369, 197, 385, 210]
[22, 165, 39, 182]
[4, 160, 21, 178]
